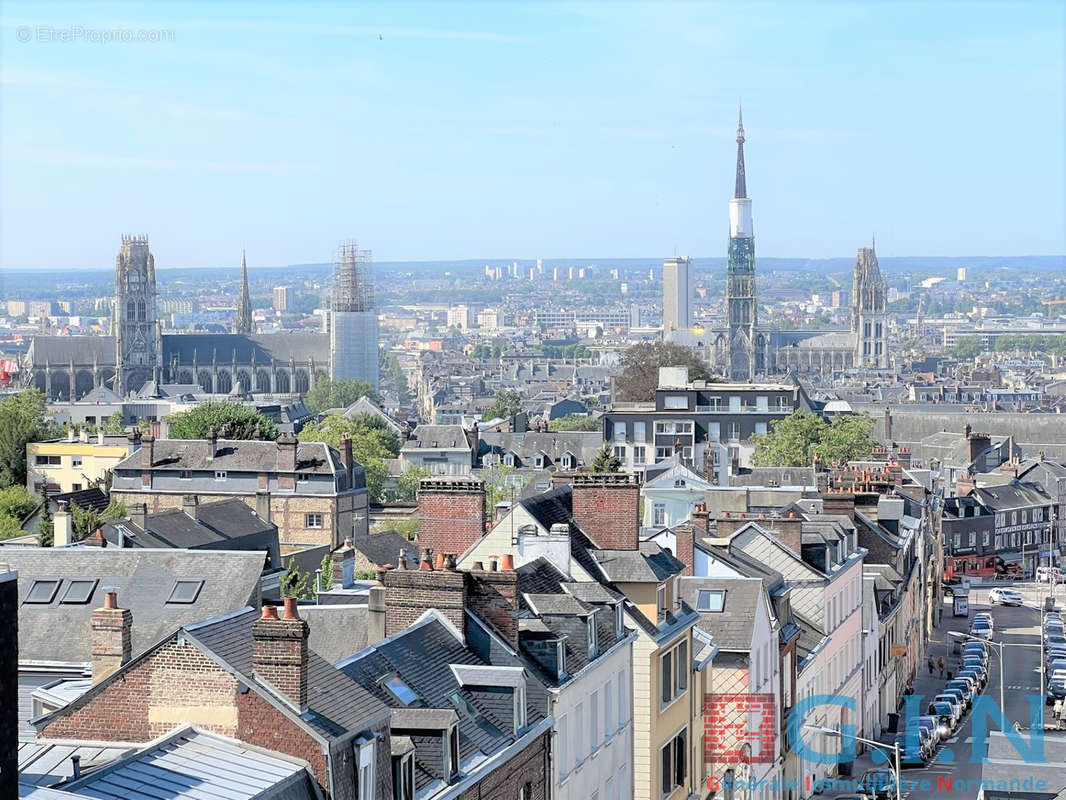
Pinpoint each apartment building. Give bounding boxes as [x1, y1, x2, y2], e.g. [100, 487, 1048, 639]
[26, 430, 130, 495]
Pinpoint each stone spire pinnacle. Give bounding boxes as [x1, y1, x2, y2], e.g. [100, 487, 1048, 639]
[734, 104, 747, 199]
[235, 249, 252, 334]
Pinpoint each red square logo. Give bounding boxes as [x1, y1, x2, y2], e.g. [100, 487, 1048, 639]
[704, 692, 777, 765]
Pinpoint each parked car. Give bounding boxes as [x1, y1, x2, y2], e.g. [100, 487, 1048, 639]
[1047, 679, 1066, 705]
[916, 715, 943, 745]
[1050, 669, 1066, 685]
[961, 656, 987, 676]
[1047, 658, 1066, 680]
[859, 768, 896, 799]
[928, 700, 957, 732]
[963, 645, 989, 667]
[989, 588, 1024, 606]
[971, 621, 993, 640]
[959, 667, 986, 691]
[947, 678, 976, 706]
[934, 692, 965, 722]
[1046, 634, 1066, 650]
[894, 732, 928, 766]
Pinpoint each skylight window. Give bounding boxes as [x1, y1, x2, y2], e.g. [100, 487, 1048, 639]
[166, 580, 203, 604]
[25, 579, 61, 604]
[60, 579, 98, 604]
[382, 674, 419, 706]
[697, 589, 726, 612]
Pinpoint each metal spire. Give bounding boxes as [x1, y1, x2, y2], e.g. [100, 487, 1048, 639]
[734, 104, 747, 199]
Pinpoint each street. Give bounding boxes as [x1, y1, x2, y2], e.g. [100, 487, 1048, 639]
[832, 582, 1054, 799]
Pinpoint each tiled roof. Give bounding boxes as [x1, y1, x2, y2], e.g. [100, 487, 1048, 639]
[113, 439, 348, 477]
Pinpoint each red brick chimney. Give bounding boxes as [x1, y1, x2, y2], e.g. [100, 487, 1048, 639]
[140, 433, 154, 488]
[277, 433, 298, 473]
[673, 522, 696, 576]
[569, 472, 639, 550]
[966, 430, 991, 465]
[91, 590, 132, 683]
[821, 490, 856, 521]
[384, 550, 467, 636]
[252, 598, 309, 711]
[467, 557, 519, 647]
[417, 477, 486, 559]
[340, 434, 355, 488]
[764, 513, 803, 557]
[206, 425, 218, 460]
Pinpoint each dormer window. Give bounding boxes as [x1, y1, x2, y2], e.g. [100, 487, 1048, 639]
[657, 584, 667, 622]
[557, 640, 567, 679]
[587, 615, 598, 658]
[355, 739, 375, 800]
[392, 751, 414, 800]
[615, 602, 625, 637]
[534, 453, 546, 469]
[504, 452, 515, 467]
[445, 723, 460, 782]
[513, 684, 527, 733]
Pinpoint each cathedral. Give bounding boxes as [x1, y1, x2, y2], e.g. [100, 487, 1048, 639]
[23, 236, 380, 400]
[694, 110, 890, 378]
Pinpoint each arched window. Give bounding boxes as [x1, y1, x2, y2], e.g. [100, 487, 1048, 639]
[126, 300, 136, 319]
[136, 300, 146, 321]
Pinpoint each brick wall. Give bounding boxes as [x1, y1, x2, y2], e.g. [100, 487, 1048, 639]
[383, 566, 467, 637]
[467, 569, 519, 648]
[237, 689, 334, 796]
[417, 478, 486, 558]
[672, 523, 695, 576]
[570, 473, 639, 550]
[461, 731, 549, 800]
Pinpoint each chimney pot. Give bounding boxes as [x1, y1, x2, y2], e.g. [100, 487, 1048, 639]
[104, 590, 118, 610]
[261, 604, 279, 620]
[434, 551, 446, 570]
[473, 561, 485, 571]
[419, 548, 434, 571]
[283, 596, 300, 620]
[500, 553, 515, 571]
[490, 557, 498, 572]
[397, 553, 408, 570]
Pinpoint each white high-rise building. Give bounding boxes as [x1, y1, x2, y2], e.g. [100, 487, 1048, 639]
[662, 256, 693, 332]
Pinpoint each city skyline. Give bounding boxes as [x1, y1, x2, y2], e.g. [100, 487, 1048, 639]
[1, 1, 1064, 269]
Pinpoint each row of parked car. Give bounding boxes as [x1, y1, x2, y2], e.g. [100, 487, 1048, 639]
[1044, 611, 1066, 704]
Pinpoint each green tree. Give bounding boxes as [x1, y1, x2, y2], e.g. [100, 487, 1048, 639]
[319, 553, 336, 591]
[168, 402, 279, 440]
[548, 413, 599, 432]
[101, 411, 126, 434]
[298, 413, 398, 503]
[482, 389, 522, 421]
[751, 411, 875, 467]
[947, 336, 983, 360]
[36, 502, 53, 547]
[396, 464, 431, 502]
[480, 464, 517, 517]
[0, 516, 23, 540]
[0, 485, 40, 521]
[615, 342, 715, 402]
[0, 389, 56, 488]
[280, 557, 315, 599]
[72, 498, 127, 542]
[304, 378, 381, 414]
[590, 444, 622, 473]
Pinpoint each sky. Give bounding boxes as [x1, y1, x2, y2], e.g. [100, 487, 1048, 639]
[1, 1, 1064, 269]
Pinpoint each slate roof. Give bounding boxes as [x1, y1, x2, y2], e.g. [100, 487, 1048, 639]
[336, 615, 548, 792]
[478, 431, 602, 467]
[160, 332, 330, 364]
[402, 425, 472, 451]
[590, 541, 684, 583]
[99, 498, 273, 549]
[972, 481, 1053, 510]
[729, 467, 818, 488]
[350, 532, 418, 569]
[28, 336, 115, 364]
[113, 438, 351, 479]
[681, 577, 762, 651]
[299, 605, 368, 665]
[185, 607, 388, 739]
[2, 548, 264, 664]
[61, 728, 318, 800]
[51, 487, 111, 514]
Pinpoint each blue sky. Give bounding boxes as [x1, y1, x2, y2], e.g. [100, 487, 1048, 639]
[1, 1, 1063, 268]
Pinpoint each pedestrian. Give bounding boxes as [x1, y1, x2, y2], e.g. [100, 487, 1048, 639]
[928, 657, 935, 675]
[938, 657, 945, 677]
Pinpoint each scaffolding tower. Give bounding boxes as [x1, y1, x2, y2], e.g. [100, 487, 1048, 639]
[332, 240, 373, 312]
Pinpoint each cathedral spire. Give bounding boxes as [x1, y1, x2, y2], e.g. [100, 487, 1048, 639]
[734, 104, 747, 199]
[235, 249, 253, 334]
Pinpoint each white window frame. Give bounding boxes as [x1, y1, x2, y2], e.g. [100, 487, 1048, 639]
[356, 740, 375, 800]
[306, 512, 323, 529]
[660, 637, 689, 710]
[614, 422, 627, 441]
[653, 502, 667, 527]
[634, 446, 646, 466]
[634, 421, 647, 442]
[513, 684, 527, 733]
[659, 726, 687, 798]
[214, 470, 227, 481]
[664, 395, 688, 410]
[587, 615, 598, 658]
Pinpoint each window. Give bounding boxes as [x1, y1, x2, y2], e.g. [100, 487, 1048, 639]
[179, 470, 193, 479]
[755, 421, 767, 435]
[60, 579, 98, 604]
[72, 456, 82, 467]
[71, 483, 81, 492]
[575, 700, 585, 763]
[996, 512, 1005, 527]
[447, 725, 460, 781]
[982, 531, 990, 547]
[357, 740, 375, 800]
[587, 615, 598, 658]
[558, 713, 569, 775]
[696, 589, 726, 612]
[615, 602, 625, 636]
[166, 580, 204, 604]
[613, 446, 627, 465]
[634, 421, 647, 442]
[660, 728, 687, 797]
[634, 446, 646, 466]
[1011, 512, 1017, 526]
[534, 453, 545, 469]
[664, 395, 688, 410]
[1035, 508, 1044, 523]
[393, 753, 414, 800]
[708, 397, 722, 411]
[661, 638, 688, 707]
[1022, 510, 1028, 524]
[653, 503, 666, 527]
[656, 446, 674, 461]
[614, 422, 627, 441]
[306, 513, 323, 529]
[618, 672, 627, 729]
[514, 684, 527, 733]
[25, 579, 61, 604]
[604, 677, 614, 738]
[590, 689, 599, 751]
[382, 674, 419, 705]
[35, 455, 61, 466]
[969, 532, 976, 547]
[657, 585, 667, 621]
[728, 422, 741, 441]
[214, 470, 227, 481]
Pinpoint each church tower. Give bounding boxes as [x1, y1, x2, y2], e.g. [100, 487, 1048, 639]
[235, 249, 253, 334]
[726, 107, 759, 381]
[852, 246, 888, 368]
[113, 235, 160, 395]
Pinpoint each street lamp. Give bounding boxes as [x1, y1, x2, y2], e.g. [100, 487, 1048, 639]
[802, 725, 902, 800]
